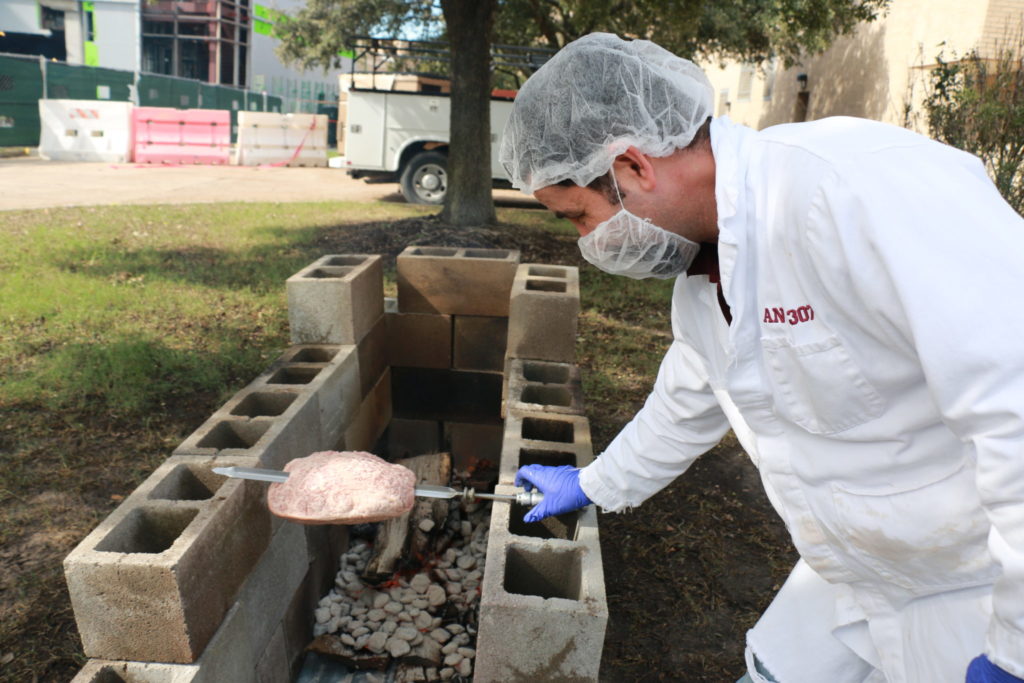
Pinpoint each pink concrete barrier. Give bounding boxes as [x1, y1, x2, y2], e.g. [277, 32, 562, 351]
[132, 107, 231, 165]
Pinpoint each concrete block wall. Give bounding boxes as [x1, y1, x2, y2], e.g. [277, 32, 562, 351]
[474, 484, 607, 682]
[287, 254, 383, 345]
[64, 454, 272, 663]
[71, 248, 608, 681]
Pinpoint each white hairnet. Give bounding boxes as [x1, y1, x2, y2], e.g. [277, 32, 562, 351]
[500, 33, 714, 194]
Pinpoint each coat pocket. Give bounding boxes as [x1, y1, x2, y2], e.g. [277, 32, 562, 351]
[829, 462, 996, 592]
[761, 334, 885, 435]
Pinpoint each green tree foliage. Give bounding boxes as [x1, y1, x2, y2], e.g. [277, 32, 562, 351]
[922, 44, 1024, 215]
[273, 0, 889, 227]
[495, 0, 888, 68]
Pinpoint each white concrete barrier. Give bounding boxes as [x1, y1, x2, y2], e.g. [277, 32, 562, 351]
[38, 99, 133, 163]
[233, 112, 328, 167]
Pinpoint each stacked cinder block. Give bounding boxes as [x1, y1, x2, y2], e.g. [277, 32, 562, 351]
[64, 455, 272, 664]
[506, 263, 580, 363]
[475, 260, 608, 681]
[389, 246, 519, 471]
[69, 247, 609, 682]
[68, 253, 389, 682]
[474, 485, 608, 682]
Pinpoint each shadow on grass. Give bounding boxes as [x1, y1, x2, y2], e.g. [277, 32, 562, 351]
[52, 214, 581, 294]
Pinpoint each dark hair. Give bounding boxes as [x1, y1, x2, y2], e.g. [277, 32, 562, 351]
[557, 117, 712, 204]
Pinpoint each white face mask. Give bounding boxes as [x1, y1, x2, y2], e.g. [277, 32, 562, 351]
[576, 172, 700, 279]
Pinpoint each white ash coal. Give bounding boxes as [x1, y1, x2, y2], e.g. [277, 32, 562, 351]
[311, 497, 490, 681]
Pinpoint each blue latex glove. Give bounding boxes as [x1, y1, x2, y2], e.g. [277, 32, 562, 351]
[967, 655, 1024, 683]
[514, 464, 592, 523]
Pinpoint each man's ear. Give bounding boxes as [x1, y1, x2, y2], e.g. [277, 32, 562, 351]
[610, 146, 657, 192]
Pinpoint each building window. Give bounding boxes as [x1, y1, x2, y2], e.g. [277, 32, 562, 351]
[737, 64, 754, 101]
[763, 60, 777, 101]
[718, 88, 730, 116]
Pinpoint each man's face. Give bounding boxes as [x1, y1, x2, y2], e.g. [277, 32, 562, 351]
[532, 146, 719, 244]
[533, 183, 618, 237]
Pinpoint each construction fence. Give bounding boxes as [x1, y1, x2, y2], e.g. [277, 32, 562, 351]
[0, 53, 284, 148]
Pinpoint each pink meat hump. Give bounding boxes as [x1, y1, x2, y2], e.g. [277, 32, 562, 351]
[267, 451, 417, 524]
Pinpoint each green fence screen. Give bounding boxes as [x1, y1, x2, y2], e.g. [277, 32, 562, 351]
[0, 53, 283, 147]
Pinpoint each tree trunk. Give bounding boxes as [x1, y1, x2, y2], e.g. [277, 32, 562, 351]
[440, 0, 498, 227]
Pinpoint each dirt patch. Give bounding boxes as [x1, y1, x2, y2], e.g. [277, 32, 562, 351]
[0, 214, 794, 682]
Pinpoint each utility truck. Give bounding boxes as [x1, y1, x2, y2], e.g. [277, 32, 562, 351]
[338, 85, 516, 204]
[336, 37, 552, 204]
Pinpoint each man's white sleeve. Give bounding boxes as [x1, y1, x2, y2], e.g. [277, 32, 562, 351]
[580, 336, 730, 511]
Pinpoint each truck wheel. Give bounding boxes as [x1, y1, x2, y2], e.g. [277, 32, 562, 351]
[400, 151, 448, 204]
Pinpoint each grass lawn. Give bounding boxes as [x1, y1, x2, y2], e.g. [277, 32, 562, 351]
[0, 200, 792, 682]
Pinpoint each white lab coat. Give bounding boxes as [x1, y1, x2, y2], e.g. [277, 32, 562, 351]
[578, 116, 1024, 682]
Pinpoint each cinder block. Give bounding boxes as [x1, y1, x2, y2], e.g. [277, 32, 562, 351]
[504, 358, 585, 416]
[278, 345, 361, 451]
[453, 315, 507, 371]
[357, 314, 389, 397]
[388, 417, 443, 459]
[287, 254, 384, 345]
[391, 367, 502, 422]
[175, 345, 361, 463]
[498, 410, 594, 485]
[255, 622, 289, 683]
[64, 455, 272, 663]
[396, 246, 520, 316]
[71, 660, 197, 683]
[506, 264, 580, 363]
[343, 368, 392, 452]
[475, 484, 607, 682]
[387, 311, 452, 369]
[446, 421, 503, 472]
[174, 371, 323, 469]
[190, 520, 311, 683]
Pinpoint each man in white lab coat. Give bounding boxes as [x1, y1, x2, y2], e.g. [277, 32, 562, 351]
[502, 33, 1024, 683]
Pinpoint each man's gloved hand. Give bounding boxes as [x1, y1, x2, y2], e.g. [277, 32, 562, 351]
[966, 655, 1024, 683]
[514, 464, 592, 523]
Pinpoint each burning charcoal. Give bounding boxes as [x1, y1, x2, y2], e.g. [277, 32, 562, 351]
[394, 626, 418, 641]
[412, 597, 429, 610]
[410, 573, 431, 594]
[458, 647, 476, 659]
[352, 606, 368, 617]
[314, 623, 328, 637]
[441, 641, 458, 655]
[398, 612, 413, 623]
[456, 554, 476, 571]
[415, 612, 433, 629]
[384, 601, 403, 615]
[418, 518, 435, 532]
[328, 616, 342, 633]
[366, 631, 388, 654]
[372, 592, 389, 609]
[367, 608, 386, 622]
[426, 584, 446, 607]
[341, 634, 356, 647]
[352, 626, 370, 638]
[430, 628, 451, 644]
[387, 637, 412, 658]
[457, 657, 472, 678]
[443, 548, 457, 564]
[440, 668, 455, 680]
[382, 620, 398, 634]
[443, 568, 461, 582]
[315, 607, 330, 624]
[445, 624, 465, 635]
[426, 669, 439, 681]
[444, 582, 462, 596]
[355, 634, 370, 650]
[460, 521, 473, 537]
[431, 617, 442, 629]
[443, 652, 463, 667]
